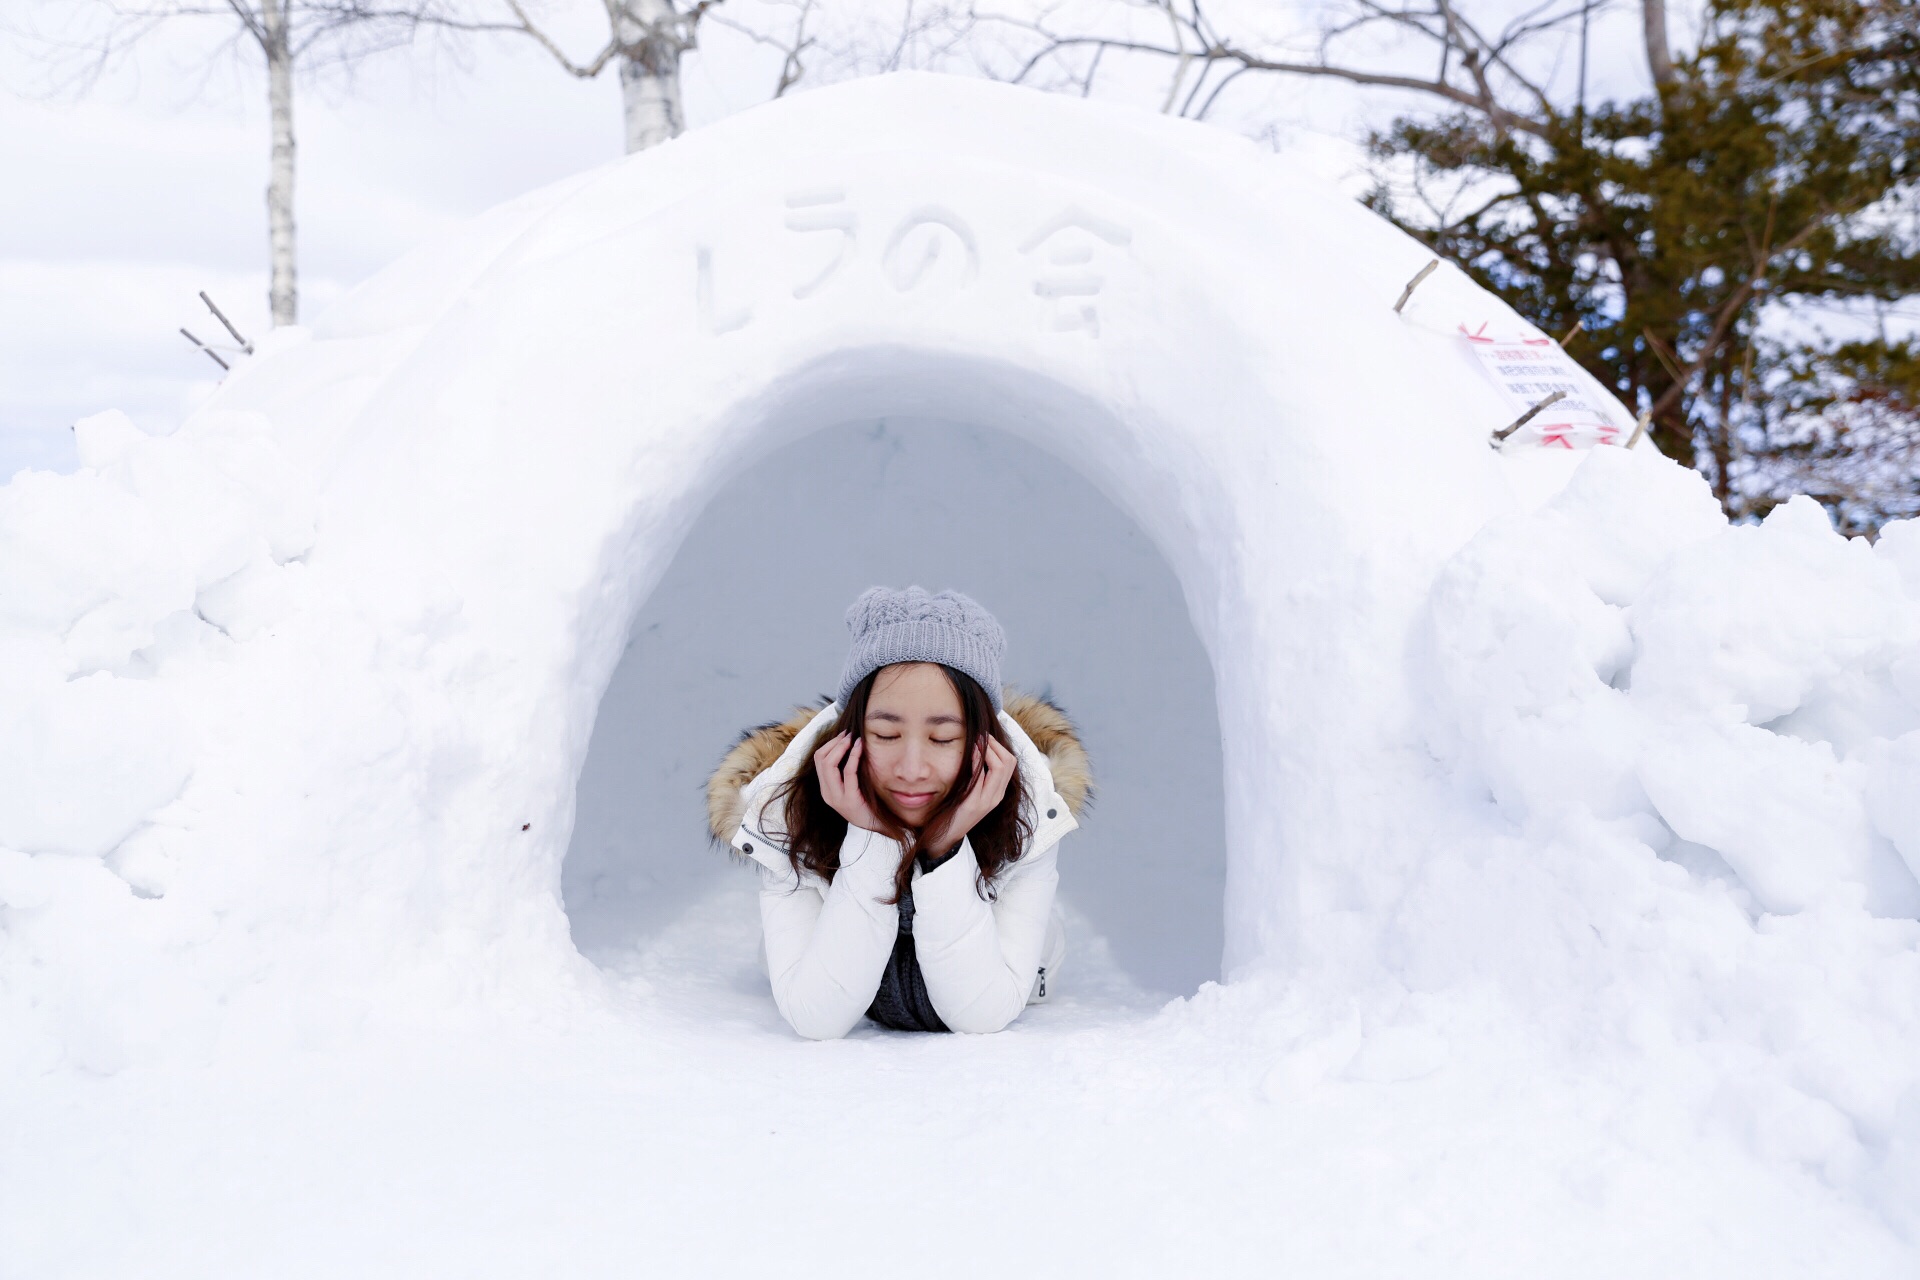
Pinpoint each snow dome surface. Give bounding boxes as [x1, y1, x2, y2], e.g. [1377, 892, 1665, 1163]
[4, 72, 1920, 1274]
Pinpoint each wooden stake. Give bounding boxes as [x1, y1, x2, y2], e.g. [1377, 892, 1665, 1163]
[1394, 259, 1439, 314]
[1642, 326, 1688, 386]
[1626, 407, 1653, 449]
[179, 327, 230, 371]
[199, 291, 254, 355]
[1490, 390, 1568, 448]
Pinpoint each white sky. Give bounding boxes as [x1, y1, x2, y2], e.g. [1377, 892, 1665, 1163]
[1, 0, 1666, 479]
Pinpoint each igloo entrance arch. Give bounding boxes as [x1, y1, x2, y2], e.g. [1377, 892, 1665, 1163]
[563, 393, 1228, 997]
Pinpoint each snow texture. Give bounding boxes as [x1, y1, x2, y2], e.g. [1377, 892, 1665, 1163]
[3, 73, 1918, 1273]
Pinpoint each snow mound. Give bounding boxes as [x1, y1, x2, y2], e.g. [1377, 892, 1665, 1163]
[2, 72, 1918, 1264]
[1422, 451, 1920, 917]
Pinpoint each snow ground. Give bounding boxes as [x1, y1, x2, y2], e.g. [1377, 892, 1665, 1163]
[7, 881, 1911, 1277]
[4, 73, 1920, 1274]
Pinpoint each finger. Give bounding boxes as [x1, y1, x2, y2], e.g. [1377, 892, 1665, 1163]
[832, 732, 857, 774]
[984, 742, 1015, 799]
[848, 740, 876, 812]
[814, 731, 845, 766]
[815, 735, 849, 796]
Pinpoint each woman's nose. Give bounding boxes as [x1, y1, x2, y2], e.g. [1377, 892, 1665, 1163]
[898, 743, 933, 780]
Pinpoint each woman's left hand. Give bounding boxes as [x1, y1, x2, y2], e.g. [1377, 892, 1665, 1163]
[920, 736, 1016, 857]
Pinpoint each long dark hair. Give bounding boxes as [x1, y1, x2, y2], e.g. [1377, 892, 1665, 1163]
[773, 664, 1032, 904]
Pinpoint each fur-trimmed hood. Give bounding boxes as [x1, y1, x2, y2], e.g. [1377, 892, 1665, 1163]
[706, 689, 1093, 845]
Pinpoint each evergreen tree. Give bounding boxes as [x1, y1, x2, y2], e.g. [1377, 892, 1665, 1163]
[1366, 0, 1920, 532]
[891, 0, 1919, 531]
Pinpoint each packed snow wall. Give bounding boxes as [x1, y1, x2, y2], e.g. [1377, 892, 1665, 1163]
[563, 416, 1227, 995]
[5, 73, 1917, 1079]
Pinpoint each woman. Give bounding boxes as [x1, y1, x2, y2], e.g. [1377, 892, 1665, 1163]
[705, 586, 1092, 1039]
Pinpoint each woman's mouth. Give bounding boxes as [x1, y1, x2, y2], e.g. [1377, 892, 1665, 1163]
[890, 790, 937, 808]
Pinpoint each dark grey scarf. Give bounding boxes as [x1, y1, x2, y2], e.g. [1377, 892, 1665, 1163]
[863, 848, 964, 1033]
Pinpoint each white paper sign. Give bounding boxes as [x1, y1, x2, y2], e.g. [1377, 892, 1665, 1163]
[1460, 323, 1626, 448]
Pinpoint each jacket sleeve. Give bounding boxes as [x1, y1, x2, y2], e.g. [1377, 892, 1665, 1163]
[755, 825, 905, 1041]
[907, 836, 1062, 1034]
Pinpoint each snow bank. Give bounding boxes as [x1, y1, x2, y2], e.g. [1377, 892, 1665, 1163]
[1420, 449, 1920, 917]
[1394, 450, 1920, 1235]
[0, 409, 314, 868]
[2, 71, 1917, 1263]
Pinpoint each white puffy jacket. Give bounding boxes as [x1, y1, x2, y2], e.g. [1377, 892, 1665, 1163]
[713, 696, 1086, 1039]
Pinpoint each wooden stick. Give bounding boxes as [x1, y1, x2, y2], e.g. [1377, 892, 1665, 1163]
[199, 291, 253, 355]
[1626, 407, 1652, 449]
[1490, 390, 1568, 447]
[1394, 259, 1439, 314]
[179, 328, 230, 371]
[1558, 319, 1585, 346]
[1642, 326, 1688, 386]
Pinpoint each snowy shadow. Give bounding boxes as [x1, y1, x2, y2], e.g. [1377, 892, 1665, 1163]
[563, 417, 1227, 997]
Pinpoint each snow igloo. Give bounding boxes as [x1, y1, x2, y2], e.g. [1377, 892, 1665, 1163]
[5, 71, 1772, 1054]
[17, 68, 1920, 1275]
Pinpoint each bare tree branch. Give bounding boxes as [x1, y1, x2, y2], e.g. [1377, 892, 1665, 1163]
[1193, 59, 1248, 118]
[1648, 218, 1829, 422]
[514, 0, 619, 74]
[968, 1, 1558, 138]
[705, 0, 814, 97]
[222, 0, 269, 45]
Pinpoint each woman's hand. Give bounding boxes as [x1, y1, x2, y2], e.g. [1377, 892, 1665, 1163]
[814, 731, 887, 834]
[920, 735, 1016, 858]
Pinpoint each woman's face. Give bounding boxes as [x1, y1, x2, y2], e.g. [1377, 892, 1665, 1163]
[861, 662, 968, 829]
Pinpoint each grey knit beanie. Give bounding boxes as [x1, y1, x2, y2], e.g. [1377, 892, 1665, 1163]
[837, 586, 1006, 712]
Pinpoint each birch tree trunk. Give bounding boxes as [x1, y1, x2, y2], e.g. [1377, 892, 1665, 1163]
[263, 0, 299, 325]
[1642, 0, 1677, 91]
[615, 0, 688, 154]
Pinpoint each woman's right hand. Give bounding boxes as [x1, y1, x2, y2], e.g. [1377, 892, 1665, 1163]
[814, 731, 886, 834]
